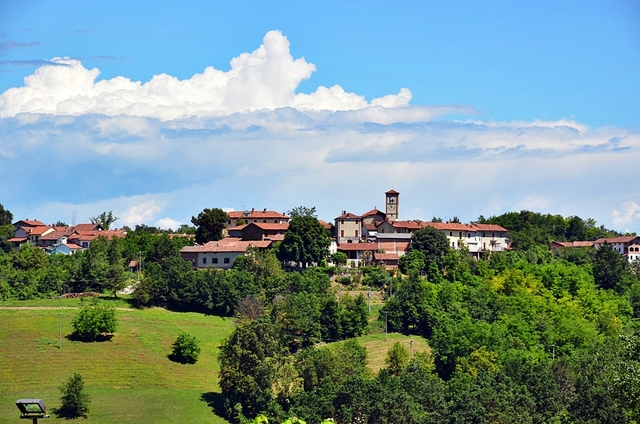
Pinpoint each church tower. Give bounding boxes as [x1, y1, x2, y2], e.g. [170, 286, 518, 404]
[385, 189, 399, 221]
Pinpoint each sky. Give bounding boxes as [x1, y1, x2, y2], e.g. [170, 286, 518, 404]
[0, 0, 639, 232]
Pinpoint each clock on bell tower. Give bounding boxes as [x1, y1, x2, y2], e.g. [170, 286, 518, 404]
[385, 189, 399, 222]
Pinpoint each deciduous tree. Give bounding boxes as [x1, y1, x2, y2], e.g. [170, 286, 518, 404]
[89, 211, 118, 230]
[278, 216, 330, 267]
[191, 208, 229, 244]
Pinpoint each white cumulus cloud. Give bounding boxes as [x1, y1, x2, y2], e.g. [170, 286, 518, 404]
[611, 201, 640, 228]
[155, 217, 182, 230]
[0, 30, 412, 120]
[121, 200, 163, 226]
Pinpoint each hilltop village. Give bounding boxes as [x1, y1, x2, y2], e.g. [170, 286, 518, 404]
[6, 189, 639, 271]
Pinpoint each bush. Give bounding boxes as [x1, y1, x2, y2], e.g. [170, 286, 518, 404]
[58, 373, 90, 418]
[71, 303, 117, 341]
[170, 332, 201, 364]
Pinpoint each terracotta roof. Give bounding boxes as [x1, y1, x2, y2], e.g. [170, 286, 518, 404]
[13, 219, 46, 227]
[422, 222, 471, 231]
[335, 212, 362, 220]
[595, 236, 640, 244]
[318, 219, 332, 229]
[337, 243, 379, 251]
[68, 230, 126, 242]
[181, 237, 272, 253]
[63, 244, 83, 250]
[23, 226, 53, 236]
[362, 208, 385, 217]
[551, 241, 595, 248]
[363, 223, 377, 231]
[40, 229, 74, 240]
[267, 234, 285, 241]
[385, 189, 399, 195]
[227, 209, 289, 220]
[470, 223, 508, 232]
[72, 223, 101, 232]
[245, 222, 289, 231]
[374, 253, 399, 261]
[388, 220, 422, 230]
[8, 237, 27, 242]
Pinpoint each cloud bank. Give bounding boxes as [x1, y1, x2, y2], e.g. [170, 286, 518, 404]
[0, 30, 638, 232]
[0, 30, 412, 120]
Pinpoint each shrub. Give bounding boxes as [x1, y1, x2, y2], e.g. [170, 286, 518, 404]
[170, 332, 201, 364]
[58, 373, 90, 418]
[71, 303, 117, 341]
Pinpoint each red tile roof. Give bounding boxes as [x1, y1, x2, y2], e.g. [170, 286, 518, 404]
[470, 223, 508, 232]
[318, 220, 332, 229]
[363, 223, 377, 231]
[362, 208, 385, 217]
[594, 236, 640, 244]
[374, 253, 399, 261]
[551, 241, 595, 248]
[227, 209, 289, 220]
[68, 230, 126, 242]
[13, 219, 46, 227]
[8, 237, 27, 242]
[422, 222, 471, 231]
[335, 212, 362, 220]
[385, 189, 399, 195]
[246, 222, 289, 231]
[337, 243, 379, 251]
[181, 237, 272, 253]
[72, 223, 101, 232]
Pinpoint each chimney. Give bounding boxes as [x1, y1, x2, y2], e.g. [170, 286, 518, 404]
[263, 208, 266, 212]
[251, 208, 254, 212]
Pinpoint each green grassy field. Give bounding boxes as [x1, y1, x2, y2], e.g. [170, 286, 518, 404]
[0, 297, 429, 423]
[0, 300, 234, 423]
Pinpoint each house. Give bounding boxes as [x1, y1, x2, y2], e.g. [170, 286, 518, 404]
[180, 237, 273, 269]
[226, 208, 289, 228]
[50, 243, 83, 255]
[466, 223, 509, 254]
[375, 233, 412, 256]
[37, 226, 75, 248]
[374, 252, 399, 269]
[593, 236, 640, 262]
[241, 222, 289, 241]
[66, 229, 127, 249]
[335, 212, 363, 244]
[9, 223, 55, 248]
[336, 242, 379, 266]
[362, 208, 386, 225]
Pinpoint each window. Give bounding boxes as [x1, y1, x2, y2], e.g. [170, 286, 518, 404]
[227, 220, 231, 224]
[450, 232, 452, 236]
[263, 220, 266, 223]
[203, 257, 207, 264]
[341, 230, 344, 237]
[224, 257, 230, 264]
[451, 242, 455, 247]
[341, 220, 344, 225]
[253, 220, 257, 223]
[389, 197, 396, 204]
[355, 230, 359, 237]
[212, 258, 218, 264]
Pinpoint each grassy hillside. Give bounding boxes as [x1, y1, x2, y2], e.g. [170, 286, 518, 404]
[0, 299, 234, 423]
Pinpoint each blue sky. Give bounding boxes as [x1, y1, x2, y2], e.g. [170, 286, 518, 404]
[1, 1, 639, 231]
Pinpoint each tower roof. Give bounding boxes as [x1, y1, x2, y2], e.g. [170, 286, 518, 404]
[385, 189, 399, 195]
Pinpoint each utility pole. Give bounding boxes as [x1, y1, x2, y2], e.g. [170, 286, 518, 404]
[410, 340, 413, 360]
[59, 312, 62, 349]
[367, 286, 371, 314]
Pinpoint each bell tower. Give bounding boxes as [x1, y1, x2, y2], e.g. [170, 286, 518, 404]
[385, 189, 399, 221]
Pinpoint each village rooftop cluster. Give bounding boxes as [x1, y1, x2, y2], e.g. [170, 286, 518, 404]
[9, 189, 639, 271]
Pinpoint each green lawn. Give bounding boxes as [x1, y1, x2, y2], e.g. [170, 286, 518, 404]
[0, 302, 234, 423]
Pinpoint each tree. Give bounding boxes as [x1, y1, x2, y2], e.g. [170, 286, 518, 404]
[71, 303, 118, 341]
[89, 211, 118, 230]
[409, 226, 450, 271]
[398, 250, 426, 274]
[58, 373, 90, 418]
[288, 206, 317, 218]
[385, 342, 410, 376]
[0, 203, 13, 226]
[170, 332, 201, 364]
[278, 216, 330, 267]
[330, 252, 348, 267]
[191, 208, 229, 244]
[593, 242, 626, 290]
